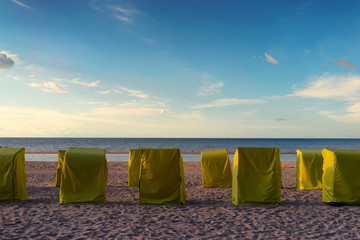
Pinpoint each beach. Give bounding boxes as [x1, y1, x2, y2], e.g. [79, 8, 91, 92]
[0, 161, 359, 239]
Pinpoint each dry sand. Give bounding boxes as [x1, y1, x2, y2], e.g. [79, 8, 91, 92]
[0, 161, 359, 239]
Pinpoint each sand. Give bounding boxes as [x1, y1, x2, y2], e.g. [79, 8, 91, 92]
[0, 161, 359, 239]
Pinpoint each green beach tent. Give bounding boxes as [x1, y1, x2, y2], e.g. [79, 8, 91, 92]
[296, 150, 323, 190]
[322, 149, 360, 205]
[55, 150, 66, 187]
[200, 149, 232, 188]
[139, 148, 186, 205]
[0, 148, 28, 203]
[128, 149, 141, 188]
[59, 147, 108, 204]
[232, 147, 282, 205]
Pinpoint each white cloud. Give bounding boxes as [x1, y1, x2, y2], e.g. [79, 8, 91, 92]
[192, 98, 266, 109]
[0, 105, 135, 137]
[92, 102, 167, 116]
[98, 90, 110, 94]
[115, 86, 149, 99]
[82, 101, 109, 106]
[198, 81, 224, 96]
[265, 53, 279, 64]
[0, 51, 20, 63]
[115, 15, 131, 22]
[334, 59, 355, 70]
[305, 49, 311, 54]
[114, 7, 137, 15]
[29, 82, 67, 93]
[177, 111, 204, 120]
[11, 0, 31, 9]
[71, 78, 100, 87]
[320, 103, 360, 124]
[0, 53, 15, 69]
[290, 73, 360, 101]
[91, 2, 139, 23]
[198, 72, 224, 96]
[113, 6, 138, 23]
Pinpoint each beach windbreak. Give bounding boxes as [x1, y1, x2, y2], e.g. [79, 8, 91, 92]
[128, 149, 141, 188]
[322, 149, 360, 205]
[55, 150, 66, 187]
[232, 147, 282, 205]
[200, 149, 232, 188]
[0, 148, 27, 203]
[139, 148, 186, 205]
[59, 147, 108, 204]
[296, 150, 323, 190]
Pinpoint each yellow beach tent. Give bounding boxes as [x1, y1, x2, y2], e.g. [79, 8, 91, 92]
[322, 149, 360, 205]
[128, 149, 141, 188]
[59, 147, 108, 204]
[139, 148, 186, 205]
[55, 150, 66, 187]
[200, 149, 232, 188]
[232, 147, 282, 205]
[0, 148, 27, 203]
[296, 150, 323, 190]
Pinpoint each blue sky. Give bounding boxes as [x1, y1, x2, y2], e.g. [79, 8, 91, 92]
[1, 0, 360, 137]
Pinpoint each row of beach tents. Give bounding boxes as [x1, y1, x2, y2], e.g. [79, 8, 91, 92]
[1, 147, 360, 205]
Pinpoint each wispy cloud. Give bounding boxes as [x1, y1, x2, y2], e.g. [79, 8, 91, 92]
[82, 101, 109, 106]
[115, 86, 149, 99]
[29, 82, 67, 93]
[198, 72, 224, 96]
[320, 103, 360, 124]
[192, 98, 265, 109]
[265, 53, 279, 64]
[334, 59, 356, 70]
[98, 90, 110, 94]
[0, 104, 135, 137]
[114, 7, 137, 15]
[113, 6, 138, 23]
[304, 49, 311, 54]
[11, 0, 31, 9]
[289, 73, 360, 101]
[91, 1, 139, 23]
[115, 15, 131, 22]
[92, 102, 167, 116]
[0, 51, 16, 69]
[177, 111, 204, 120]
[71, 78, 100, 87]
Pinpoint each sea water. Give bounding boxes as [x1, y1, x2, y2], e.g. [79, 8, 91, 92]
[0, 138, 359, 161]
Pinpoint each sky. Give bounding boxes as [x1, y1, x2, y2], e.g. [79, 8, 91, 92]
[1, 0, 360, 138]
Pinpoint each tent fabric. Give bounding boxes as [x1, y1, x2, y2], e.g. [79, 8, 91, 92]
[232, 147, 282, 205]
[59, 147, 108, 204]
[128, 149, 141, 188]
[200, 149, 232, 188]
[55, 150, 66, 187]
[296, 150, 323, 190]
[139, 148, 186, 205]
[0, 148, 27, 203]
[322, 149, 360, 205]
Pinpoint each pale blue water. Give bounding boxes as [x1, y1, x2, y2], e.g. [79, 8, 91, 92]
[0, 138, 359, 161]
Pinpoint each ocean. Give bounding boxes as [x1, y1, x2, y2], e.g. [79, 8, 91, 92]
[0, 138, 359, 161]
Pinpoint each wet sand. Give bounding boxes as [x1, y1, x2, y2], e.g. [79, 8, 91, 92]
[0, 161, 359, 239]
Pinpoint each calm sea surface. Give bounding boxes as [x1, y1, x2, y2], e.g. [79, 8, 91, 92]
[0, 138, 359, 161]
